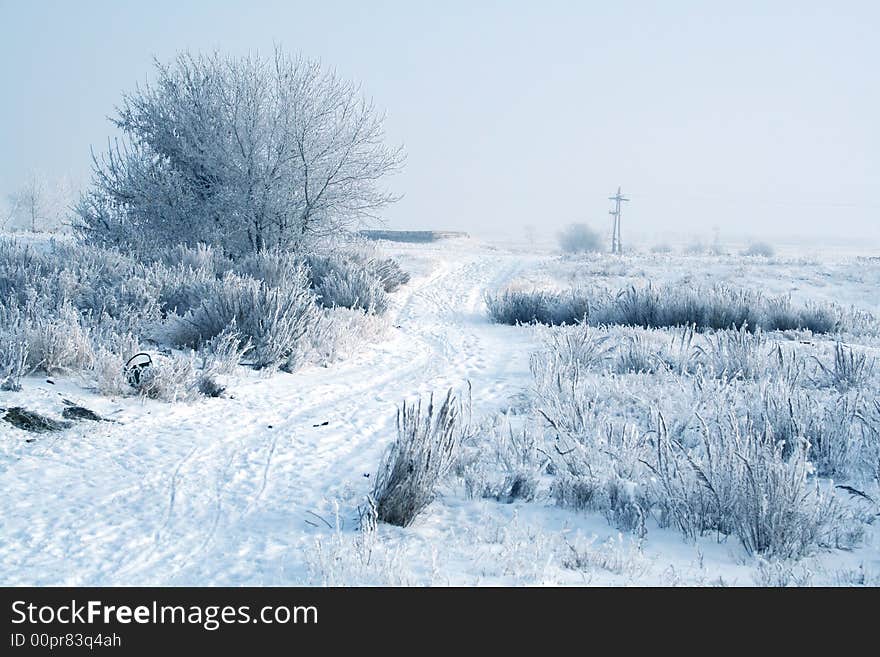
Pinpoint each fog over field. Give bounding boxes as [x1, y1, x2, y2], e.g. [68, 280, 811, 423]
[2, 1, 878, 244]
[1, 2, 878, 589]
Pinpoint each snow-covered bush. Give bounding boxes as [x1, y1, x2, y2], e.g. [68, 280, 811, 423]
[743, 241, 776, 257]
[90, 338, 142, 396]
[646, 416, 854, 558]
[198, 327, 251, 376]
[21, 302, 94, 375]
[234, 249, 302, 289]
[168, 270, 318, 370]
[305, 307, 389, 367]
[525, 318, 872, 554]
[372, 388, 470, 527]
[558, 223, 603, 254]
[367, 257, 411, 292]
[487, 282, 852, 334]
[0, 336, 28, 391]
[603, 284, 761, 331]
[612, 331, 671, 374]
[307, 253, 389, 313]
[314, 265, 388, 314]
[458, 415, 546, 503]
[484, 289, 591, 326]
[531, 323, 612, 381]
[158, 242, 229, 275]
[130, 352, 201, 402]
[0, 236, 399, 397]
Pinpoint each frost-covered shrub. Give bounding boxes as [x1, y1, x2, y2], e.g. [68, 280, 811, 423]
[861, 402, 880, 484]
[367, 257, 410, 292]
[794, 303, 841, 335]
[150, 264, 219, 317]
[558, 223, 602, 254]
[130, 352, 202, 402]
[458, 415, 545, 503]
[305, 307, 389, 367]
[531, 323, 612, 380]
[487, 282, 853, 334]
[763, 296, 841, 334]
[158, 242, 229, 275]
[234, 249, 303, 288]
[22, 303, 94, 375]
[546, 420, 650, 537]
[600, 284, 761, 331]
[372, 388, 469, 527]
[197, 374, 226, 398]
[528, 320, 870, 552]
[0, 236, 394, 396]
[743, 241, 775, 257]
[485, 289, 555, 325]
[0, 337, 28, 391]
[169, 270, 318, 370]
[307, 253, 389, 313]
[484, 289, 591, 326]
[198, 327, 251, 376]
[314, 265, 387, 314]
[808, 394, 863, 478]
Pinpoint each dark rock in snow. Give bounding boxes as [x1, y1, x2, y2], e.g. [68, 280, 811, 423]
[2, 407, 73, 433]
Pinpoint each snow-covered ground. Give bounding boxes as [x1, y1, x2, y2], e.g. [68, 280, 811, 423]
[2, 238, 878, 586]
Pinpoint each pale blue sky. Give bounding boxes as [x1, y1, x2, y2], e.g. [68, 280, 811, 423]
[1, 1, 878, 243]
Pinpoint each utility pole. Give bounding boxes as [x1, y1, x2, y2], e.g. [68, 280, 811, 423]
[608, 186, 630, 254]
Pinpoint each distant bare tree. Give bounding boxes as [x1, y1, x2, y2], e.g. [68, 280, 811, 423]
[6, 172, 75, 233]
[75, 49, 404, 255]
[7, 172, 49, 232]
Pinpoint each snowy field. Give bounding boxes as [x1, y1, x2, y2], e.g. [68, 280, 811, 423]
[2, 236, 879, 586]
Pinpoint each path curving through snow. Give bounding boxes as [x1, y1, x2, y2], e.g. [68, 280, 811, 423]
[0, 241, 541, 585]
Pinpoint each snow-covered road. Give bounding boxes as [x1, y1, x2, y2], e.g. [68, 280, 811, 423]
[0, 242, 541, 585]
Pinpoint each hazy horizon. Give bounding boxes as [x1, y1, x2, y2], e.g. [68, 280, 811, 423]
[1, 1, 877, 245]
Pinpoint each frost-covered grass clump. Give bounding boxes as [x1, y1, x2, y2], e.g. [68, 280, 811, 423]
[0, 238, 407, 400]
[486, 281, 862, 335]
[499, 320, 880, 558]
[372, 388, 470, 527]
[428, 318, 878, 565]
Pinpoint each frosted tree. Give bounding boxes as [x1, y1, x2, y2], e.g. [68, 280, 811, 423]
[75, 49, 404, 255]
[6, 173, 76, 233]
[7, 172, 49, 232]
